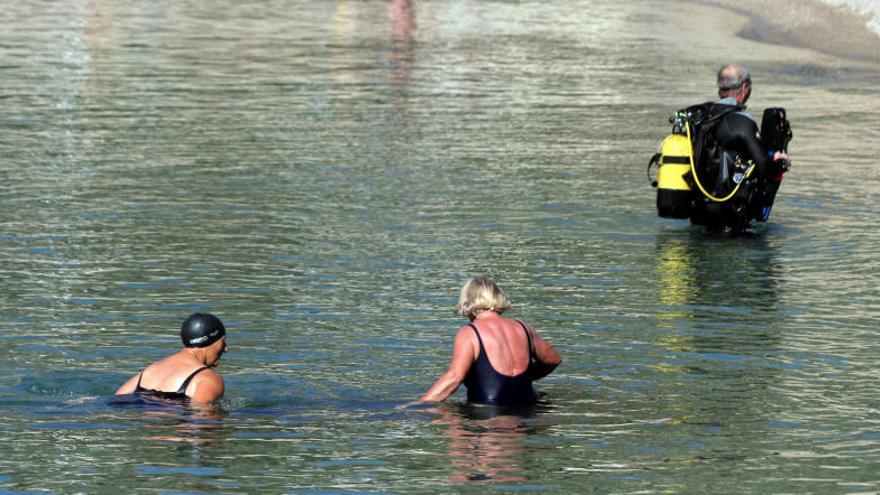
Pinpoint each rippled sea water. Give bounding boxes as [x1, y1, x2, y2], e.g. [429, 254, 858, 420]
[1, 0, 879, 493]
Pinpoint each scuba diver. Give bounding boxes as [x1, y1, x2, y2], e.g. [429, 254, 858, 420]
[649, 64, 793, 233]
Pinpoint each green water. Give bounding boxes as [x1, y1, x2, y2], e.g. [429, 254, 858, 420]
[1, 0, 878, 493]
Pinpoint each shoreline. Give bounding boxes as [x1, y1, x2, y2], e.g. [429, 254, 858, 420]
[694, 0, 880, 64]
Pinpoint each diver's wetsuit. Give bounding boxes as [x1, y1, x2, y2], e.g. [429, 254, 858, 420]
[692, 98, 785, 230]
[134, 367, 208, 400]
[712, 98, 775, 176]
[463, 321, 538, 406]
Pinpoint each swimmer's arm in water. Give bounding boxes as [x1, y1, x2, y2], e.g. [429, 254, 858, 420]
[115, 374, 140, 395]
[522, 322, 562, 380]
[188, 370, 225, 403]
[419, 326, 476, 402]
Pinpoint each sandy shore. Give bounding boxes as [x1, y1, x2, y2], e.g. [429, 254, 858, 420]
[695, 0, 880, 63]
[645, 0, 880, 81]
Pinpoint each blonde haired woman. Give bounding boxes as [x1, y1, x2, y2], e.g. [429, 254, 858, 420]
[420, 277, 561, 405]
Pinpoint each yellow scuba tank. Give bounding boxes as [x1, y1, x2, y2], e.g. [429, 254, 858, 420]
[649, 104, 762, 224]
[654, 130, 693, 219]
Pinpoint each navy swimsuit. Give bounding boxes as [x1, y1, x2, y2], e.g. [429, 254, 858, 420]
[463, 321, 538, 405]
[134, 367, 208, 401]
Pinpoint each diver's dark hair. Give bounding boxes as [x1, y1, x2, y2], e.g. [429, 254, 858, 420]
[181, 313, 226, 348]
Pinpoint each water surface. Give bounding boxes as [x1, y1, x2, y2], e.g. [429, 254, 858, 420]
[1, 0, 879, 493]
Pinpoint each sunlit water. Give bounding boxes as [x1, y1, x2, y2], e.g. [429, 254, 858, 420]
[1, 0, 878, 493]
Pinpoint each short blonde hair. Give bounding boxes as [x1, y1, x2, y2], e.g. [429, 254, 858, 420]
[458, 276, 512, 317]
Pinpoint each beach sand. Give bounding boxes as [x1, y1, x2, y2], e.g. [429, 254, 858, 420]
[697, 0, 880, 63]
[649, 0, 880, 69]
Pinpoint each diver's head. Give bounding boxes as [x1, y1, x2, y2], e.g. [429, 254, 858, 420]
[458, 276, 512, 320]
[717, 63, 751, 104]
[181, 313, 226, 348]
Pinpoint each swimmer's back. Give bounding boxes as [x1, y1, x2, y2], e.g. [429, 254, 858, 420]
[463, 319, 537, 405]
[464, 317, 532, 375]
[137, 356, 219, 397]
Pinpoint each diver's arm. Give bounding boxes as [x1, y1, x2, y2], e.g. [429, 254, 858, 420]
[723, 113, 791, 174]
[724, 113, 773, 174]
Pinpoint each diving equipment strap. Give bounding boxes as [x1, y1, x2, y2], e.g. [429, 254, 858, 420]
[686, 121, 755, 203]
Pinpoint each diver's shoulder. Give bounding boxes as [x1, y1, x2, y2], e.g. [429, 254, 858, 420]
[724, 110, 758, 128]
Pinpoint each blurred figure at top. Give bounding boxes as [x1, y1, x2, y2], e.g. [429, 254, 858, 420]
[387, 0, 416, 43]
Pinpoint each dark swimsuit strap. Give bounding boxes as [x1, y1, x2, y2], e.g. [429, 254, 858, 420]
[467, 323, 484, 350]
[176, 367, 209, 395]
[136, 367, 209, 395]
[515, 320, 535, 358]
[469, 321, 534, 360]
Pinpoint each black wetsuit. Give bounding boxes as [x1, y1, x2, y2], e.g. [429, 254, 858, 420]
[692, 99, 785, 230]
[463, 321, 538, 406]
[713, 108, 774, 176]
[134, 367, 208, 401]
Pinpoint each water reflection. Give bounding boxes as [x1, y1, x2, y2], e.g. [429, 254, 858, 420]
[426, 402, 544, 483]
[655, 231, 783, 317]
[109, 395, 226, 445]
[386, 0, 417, 132]
[652, 232, 785, 430]
[655, 235, 699, 336]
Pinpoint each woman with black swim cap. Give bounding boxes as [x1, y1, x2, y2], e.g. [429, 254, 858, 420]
[115, 313, 228, 403]
[420, 277, 561, 406]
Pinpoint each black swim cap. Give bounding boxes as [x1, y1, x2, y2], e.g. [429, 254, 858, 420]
[181, 313, 226, 348]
